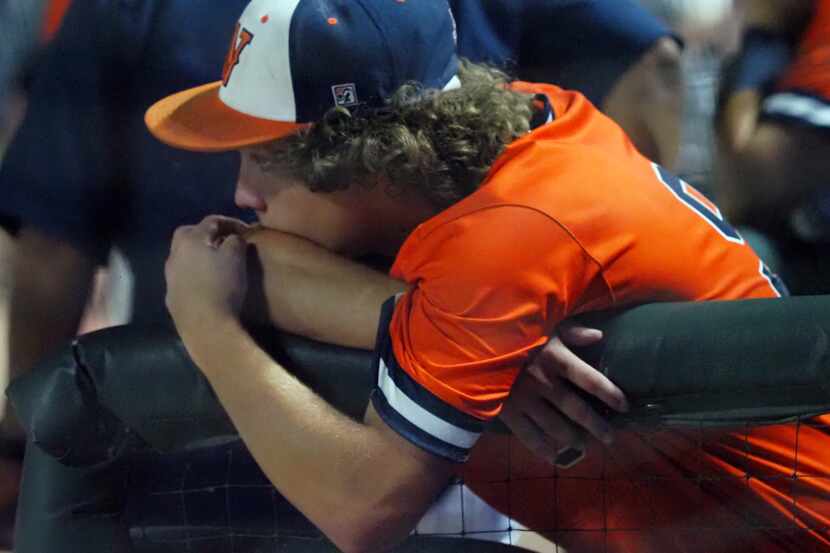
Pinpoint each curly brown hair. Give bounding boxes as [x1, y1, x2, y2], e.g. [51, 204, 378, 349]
[251, 61, 534, 209]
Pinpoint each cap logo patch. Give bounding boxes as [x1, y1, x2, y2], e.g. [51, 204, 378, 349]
[222, 23, 254, 87]
[332, 84, 358, 107]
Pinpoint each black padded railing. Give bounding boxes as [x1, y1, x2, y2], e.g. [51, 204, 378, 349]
[9, 296, 830, 552]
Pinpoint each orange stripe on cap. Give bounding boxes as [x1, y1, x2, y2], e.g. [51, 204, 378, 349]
[144, 81, 308, 153]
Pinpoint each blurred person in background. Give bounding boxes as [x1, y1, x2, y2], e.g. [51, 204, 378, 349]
[0, 1, 255, 548]
[642, 0, 740, 188]
[0, 0, 253, 425]
[449, 0, 684, 169]
[0, 0, 66, 545]
[716, 0, 830, 293]
[0, 0, 49, 155]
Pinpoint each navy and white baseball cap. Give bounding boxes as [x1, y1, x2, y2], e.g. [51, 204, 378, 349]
[146, 0, 460, 152]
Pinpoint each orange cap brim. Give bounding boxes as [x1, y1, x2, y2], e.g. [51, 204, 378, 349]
[145, 81, 308, 152]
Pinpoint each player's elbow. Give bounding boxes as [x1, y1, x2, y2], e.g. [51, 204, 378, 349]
[327, 494, 420, 553]
[329, 468, 440, 553]
[327, 414, 451, 553]
[333, 526, 404, 553]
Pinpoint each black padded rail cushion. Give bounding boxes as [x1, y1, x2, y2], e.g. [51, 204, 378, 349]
[578, 296, 830, 425]
[8, 296, 830, 468]
[9, 296, 830, 553]
[8, 325, 376, 466]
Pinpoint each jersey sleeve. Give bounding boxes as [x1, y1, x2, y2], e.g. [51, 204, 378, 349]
[0, 0, 120, 263]
[370, 206, 601, 462]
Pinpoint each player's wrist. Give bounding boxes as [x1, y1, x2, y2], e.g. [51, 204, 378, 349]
[176, 312, 245, 370]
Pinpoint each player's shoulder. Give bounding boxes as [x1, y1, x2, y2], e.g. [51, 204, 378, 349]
[392, 197, 592, 307]
[505, 82, 649, 175]
[390, 202, 595, 325]
[405, 203, 566, 253]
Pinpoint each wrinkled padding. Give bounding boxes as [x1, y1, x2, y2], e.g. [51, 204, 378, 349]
[9, 296, 830, 552]
[10, 325, 381, 553]
[10, 325, 376, 466]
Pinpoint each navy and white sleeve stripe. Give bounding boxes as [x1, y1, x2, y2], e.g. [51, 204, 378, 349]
[762, 90, 830, 129]
[370, 296, 486, 463]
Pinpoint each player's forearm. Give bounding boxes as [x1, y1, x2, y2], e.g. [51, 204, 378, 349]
[243, 229, 406, 350]
[186, 318, 440, 553]
[716, 86, 767, 218]
[719, 89, 763, 154]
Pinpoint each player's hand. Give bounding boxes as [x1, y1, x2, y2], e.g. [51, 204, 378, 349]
[500, 325, 629, 467]
[165, 215, 251, 338]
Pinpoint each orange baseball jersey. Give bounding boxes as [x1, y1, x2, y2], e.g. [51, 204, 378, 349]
[371, 81, 783, 461]
[368, 82, 828, 551]
[765, 0, 830, 127]
[462, 416, 830, 552]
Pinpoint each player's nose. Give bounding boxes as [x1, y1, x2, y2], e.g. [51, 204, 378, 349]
[234, 183, 267, 212]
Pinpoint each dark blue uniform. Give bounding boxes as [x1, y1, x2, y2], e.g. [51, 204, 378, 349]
[0, 0, 252, 325]
[0, 0, 671, 325]
[449, 0, 671, 105]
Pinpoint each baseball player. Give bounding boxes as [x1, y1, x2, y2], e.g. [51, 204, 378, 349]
[1, 0, 677, 440]
[717, 0, 830, 293]
[143, 1, 828, 552]
[0, 1, 679, 547]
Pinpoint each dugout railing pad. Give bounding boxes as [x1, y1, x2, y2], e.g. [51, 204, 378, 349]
[8, 296, 830, 552]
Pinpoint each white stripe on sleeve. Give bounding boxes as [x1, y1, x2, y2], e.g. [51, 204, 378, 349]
[377, 358, 480, 450]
